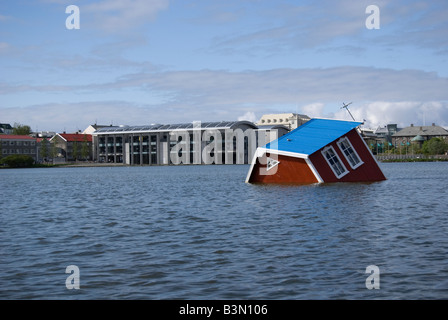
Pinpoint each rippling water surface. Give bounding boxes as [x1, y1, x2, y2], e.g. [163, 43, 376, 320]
[1, 162, 448, 299]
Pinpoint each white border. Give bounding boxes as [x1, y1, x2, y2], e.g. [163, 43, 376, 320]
[356, 130, 387, 179]
[305, 158, 324, 183]
[320, 145, 349, 179]
[337, 136, 364, 170]
[245, 147, 323, 183]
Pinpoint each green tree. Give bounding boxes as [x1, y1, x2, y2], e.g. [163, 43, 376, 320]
[0, 155, 34, 168]
[72, 141, 79, 161]
[81, 134, 89, 160]
[12, 123, 32, 135]
[50, 138, 59, 159]
[40, 138, 48, 162]
[422, 138, 448, 155]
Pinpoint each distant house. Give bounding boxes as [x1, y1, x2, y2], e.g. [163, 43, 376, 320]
[375, 124, 401, 143]
[246, 118, 386, 184]
[50, 133, 93, 161]
[391, 123, 448, 147]
[0, 123, 13, 134]
[0, 135, 37, 161]
[82, 124, 113, 135]
[256, 113, 310, 130]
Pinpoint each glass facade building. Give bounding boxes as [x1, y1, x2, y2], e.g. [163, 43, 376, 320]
[92, 121, 288, 165]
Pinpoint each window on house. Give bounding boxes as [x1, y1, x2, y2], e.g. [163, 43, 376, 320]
[337, 137, 364, 169]
[321, 146, 348, 179]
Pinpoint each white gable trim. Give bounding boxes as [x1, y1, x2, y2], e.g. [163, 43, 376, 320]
[305, 158, 324, 183]
[245, 147, 321, 183]
[257, 147, 309, 159]
[51, 133, 67, 142]
[356, 130, 387, 178]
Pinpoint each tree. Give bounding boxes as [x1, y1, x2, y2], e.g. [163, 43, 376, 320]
[40, 138, 48, 162]
[0, 155, 34, 168]
[422, 138, 448, 155]
[13, 123, 32, 135]
[72, 141, 79, 161]
[51, 138, 59, 159]
[81, 134, 89, 160]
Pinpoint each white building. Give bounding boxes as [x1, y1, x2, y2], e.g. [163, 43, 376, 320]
[92, 121, 289, 165]
[256, 113, 310, 130]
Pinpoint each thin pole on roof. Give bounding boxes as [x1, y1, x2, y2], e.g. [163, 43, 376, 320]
[341, 102, 356, 121]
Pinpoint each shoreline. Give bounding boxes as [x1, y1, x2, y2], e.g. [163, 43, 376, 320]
[1, 158, 448, 169]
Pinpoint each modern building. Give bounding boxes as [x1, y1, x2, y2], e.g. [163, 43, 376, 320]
[50, 133, 93, 161]
[92, 121, 288, 165]
[374, 124, 401, 143]
[246, 118, 386, 184]
[0, 135, 37, 161]
[256, 113, 310, 130]
[391, 123, 448, 146]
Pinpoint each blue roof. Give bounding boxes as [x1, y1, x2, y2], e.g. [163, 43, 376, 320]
[265, 118, 362, 155]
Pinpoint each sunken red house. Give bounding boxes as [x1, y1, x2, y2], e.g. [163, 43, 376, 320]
[246, 118, 386, 184]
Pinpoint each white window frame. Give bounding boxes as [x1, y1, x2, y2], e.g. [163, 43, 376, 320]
[321, 145, 349, 179]
[337, 137, 364, 170]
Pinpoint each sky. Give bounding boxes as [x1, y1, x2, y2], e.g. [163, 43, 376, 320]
[1, 0, 448, 133]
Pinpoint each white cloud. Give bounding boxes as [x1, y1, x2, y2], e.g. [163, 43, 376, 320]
[300, 103, 326, 118]
[333, 101, 448, 129]
[0, 101, 154, 133]
[84, 0, 169, 33]
[2, 66, 448, 131]
[3, 99, 448, 134]
[237, 111, 257, 123]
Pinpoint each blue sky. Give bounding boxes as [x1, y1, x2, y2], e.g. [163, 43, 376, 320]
[1, 0, 448, 132]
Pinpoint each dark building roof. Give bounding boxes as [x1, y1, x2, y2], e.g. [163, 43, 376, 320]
[392, 124, 448, 138]
[0, 123, 13, 129]
[93, 121, 258, 134]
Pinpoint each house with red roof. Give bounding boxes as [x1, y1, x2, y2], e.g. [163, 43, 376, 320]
[50, 132, 93, 161]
